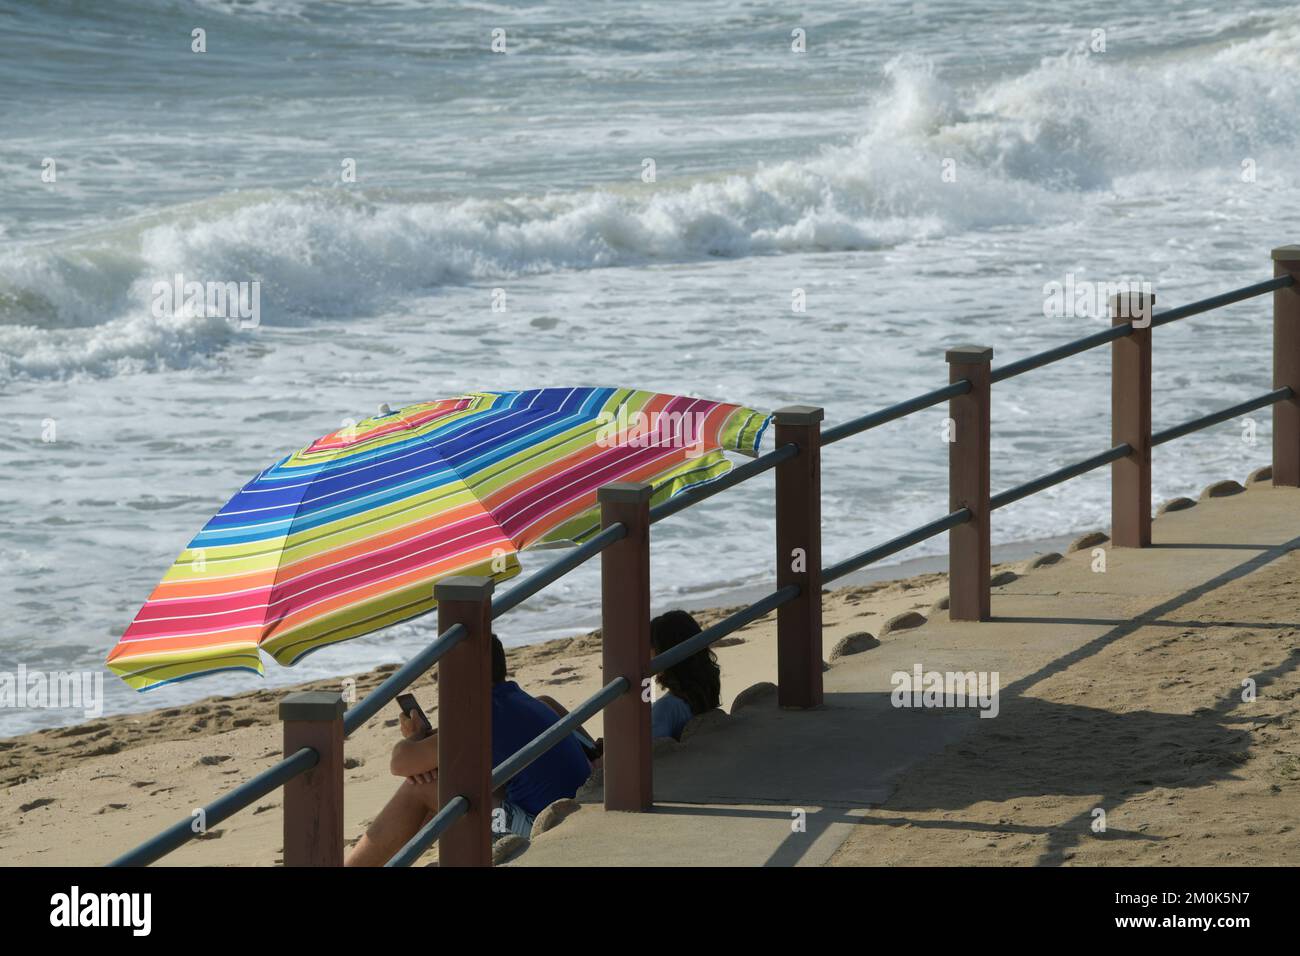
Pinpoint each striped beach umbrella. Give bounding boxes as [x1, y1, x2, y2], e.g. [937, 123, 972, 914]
[107, 387, 770, 691]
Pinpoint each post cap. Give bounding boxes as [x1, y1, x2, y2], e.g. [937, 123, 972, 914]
[1271, 245, 1300, 262]
[434, 575, 495, 602]
[279, 690, 345, 722]
[1108, 290, 1155, 310]
[773, 405, 824, 426]
[945, 345, 993, 365]
[596, 481, 654, 504]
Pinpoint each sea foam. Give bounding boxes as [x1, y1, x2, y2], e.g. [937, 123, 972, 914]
[2, 24, 1296, 381]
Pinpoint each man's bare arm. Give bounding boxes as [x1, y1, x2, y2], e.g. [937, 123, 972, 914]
[391, 720, 439, 778]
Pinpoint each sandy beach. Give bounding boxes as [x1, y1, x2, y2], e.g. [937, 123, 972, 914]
[1, 557, 948, 866]
[3, 468, 1296, 867]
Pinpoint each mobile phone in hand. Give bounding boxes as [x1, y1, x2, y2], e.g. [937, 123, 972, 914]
[395, 693, 432, 735]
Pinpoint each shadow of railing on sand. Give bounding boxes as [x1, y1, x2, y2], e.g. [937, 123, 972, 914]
[707, 693, 1254, 866]
[994, 532, 1300, 698]
[1029, 637, 1300, 867]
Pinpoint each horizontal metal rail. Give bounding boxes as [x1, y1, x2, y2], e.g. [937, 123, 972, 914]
[992, 324, 1131, 383]
[343, 623, 468, 736]
[491, 678, 629, 792]
[823, 380, 971, 445]
[822, 508, 971, 584]
[1151, 274, 1293, 328]
[990, 443, 1131, 511]
[1152, 387, 1293, 447]
[650, 442, 797, 523]
[648, 585, 801, 675]
[491, 523, 627, 619]
[385, 795, 469, 868]
[990, 275, 1294, 384]
[108, 745, 319, 867]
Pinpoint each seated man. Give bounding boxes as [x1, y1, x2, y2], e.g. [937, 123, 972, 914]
[345, 634, 593, 866]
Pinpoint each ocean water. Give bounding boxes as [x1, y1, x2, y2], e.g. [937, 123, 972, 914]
[2, 0, 1297, 734]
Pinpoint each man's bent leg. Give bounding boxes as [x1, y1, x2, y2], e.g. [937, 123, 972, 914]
[344, 773, 439, 867]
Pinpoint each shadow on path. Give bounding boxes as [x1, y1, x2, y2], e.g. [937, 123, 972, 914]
[649, 533, 1299, 865]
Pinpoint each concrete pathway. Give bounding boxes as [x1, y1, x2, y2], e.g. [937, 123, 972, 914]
[510, 479, 1300, 866]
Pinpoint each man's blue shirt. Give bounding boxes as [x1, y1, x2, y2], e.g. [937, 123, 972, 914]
[491, 681, 591, 816]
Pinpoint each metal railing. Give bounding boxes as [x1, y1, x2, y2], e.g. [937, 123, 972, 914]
[109, 245, 1300, 868]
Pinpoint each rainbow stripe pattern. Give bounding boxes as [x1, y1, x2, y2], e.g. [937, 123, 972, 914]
[107, 387, 770, 691]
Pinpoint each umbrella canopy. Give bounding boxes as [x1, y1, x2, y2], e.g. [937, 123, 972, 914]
[107, 387, 770, 691]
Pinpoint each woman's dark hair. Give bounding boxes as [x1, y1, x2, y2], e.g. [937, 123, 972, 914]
[491, 634, 507, 684]
[650, 610, 720, 716]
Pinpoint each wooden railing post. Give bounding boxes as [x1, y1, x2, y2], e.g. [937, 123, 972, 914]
[1273, 246, 1300, 487]
[1110, 290, 1155, 546]
[435, 575, 494, 867]
[774, 405, 823, 709]
[599, 482, 653, 812]
[947, 347, 992, 621]
[280, 690, 344, 867]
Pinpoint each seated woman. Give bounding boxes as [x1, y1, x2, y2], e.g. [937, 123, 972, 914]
[649, 609, 721, 740]
[344, 634, 593, 866]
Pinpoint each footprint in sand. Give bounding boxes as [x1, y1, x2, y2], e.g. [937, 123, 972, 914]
[53, 722, 109, 738]
[19, 798, 55, 812]
[73, 742, 122, 758]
